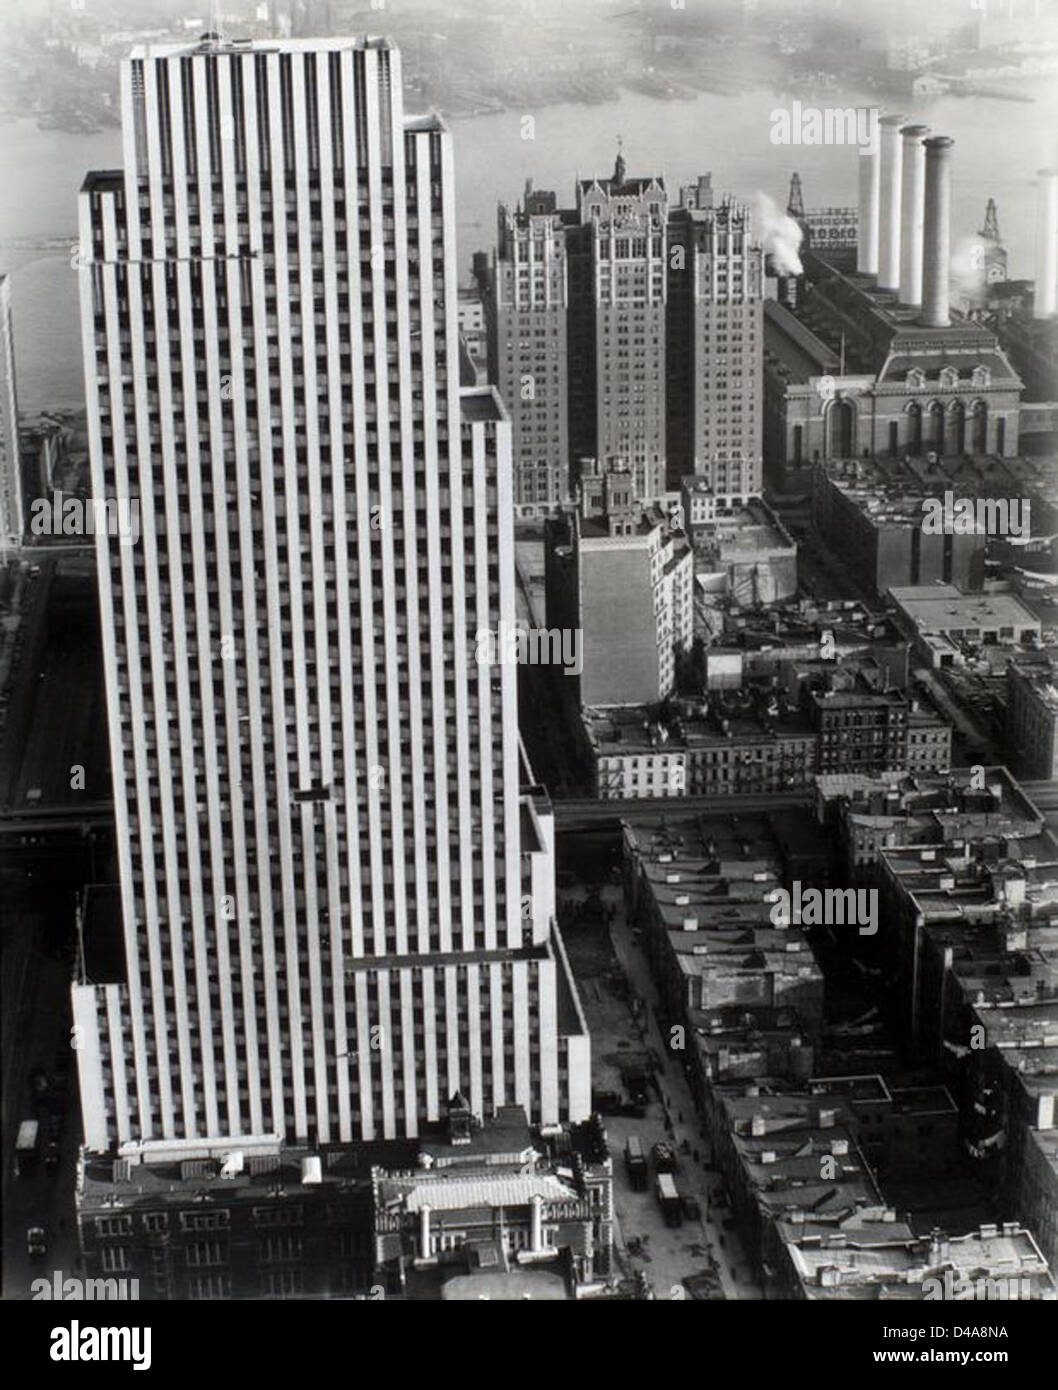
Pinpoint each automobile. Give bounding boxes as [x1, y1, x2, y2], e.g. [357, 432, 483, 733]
[26, 1227, 46, 1258]
[618, 1101, 647, 1118]
[652, 1141, 679, 1174]
[44, 1141, 61, 1173]
[622, 1068, 650, 1109]
[592, 1090, 622, 1116]
[681, 1195, 702, 1221]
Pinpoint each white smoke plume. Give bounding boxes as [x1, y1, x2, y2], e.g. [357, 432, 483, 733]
[950, 233, 988, 309]
[756, 191, 804, 276]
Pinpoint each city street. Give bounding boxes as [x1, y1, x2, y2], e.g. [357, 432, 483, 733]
[1, 859, 82, 1300]
[560, 865, 761, 1301]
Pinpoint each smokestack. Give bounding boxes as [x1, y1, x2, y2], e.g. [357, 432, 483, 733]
[1034, 168, 1058, 320]
[921, 136, 955, 329]
[898, 125, 929, 306]
[857, 141, 880, 276]
[877, 114, 906, 292]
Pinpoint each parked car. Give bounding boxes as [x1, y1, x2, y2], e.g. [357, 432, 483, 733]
[26, 1226, 46, 1258]
[592, 1090, 622, 1116]
[44, 1141, 61, 1173]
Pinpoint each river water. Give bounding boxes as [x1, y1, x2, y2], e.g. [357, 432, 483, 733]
[1, 75, 1055, 413]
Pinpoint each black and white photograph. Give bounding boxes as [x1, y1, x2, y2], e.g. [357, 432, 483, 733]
[0, 0, 1056, 1362]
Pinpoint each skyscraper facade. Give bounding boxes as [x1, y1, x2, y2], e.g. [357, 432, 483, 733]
[73, 34, 589, 1155]
[488, 187, 571, 515]
[0, 273, 23, 555]
[666, 185, 764, 499]
[482, 160, 764, 515]
[574, 164, 669, 503]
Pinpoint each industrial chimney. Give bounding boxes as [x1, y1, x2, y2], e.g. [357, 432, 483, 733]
[899, 125, 930, 306]
[877, 114, 906, 293]
[921, 136, 955, 329]
[857, 140, 880, 276]
[1034, 168, 1058, 319]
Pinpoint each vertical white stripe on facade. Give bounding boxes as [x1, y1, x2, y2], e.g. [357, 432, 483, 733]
[512, 960, 531, 1117]
[190, 52, 228, 1138]
[439, 129, 475, 958]
[359, 48, 388, 969]
[290, 53, 332, 1143]
[354, 971, 375, 1141]
[216, 51, 259, 1137]
[105, 985, 132, 1145]
[414, 139, 452, 959]
[494, 412, 522, 947]
[238, 53, 284, 1136]
[72, 986, 108, 1152]
[266, 50, 309, 1139]
[422, 965, 439, 1122]
[314, 53, 353, 1142]
[489, 962, 506, 1109]
[469, 419, 498, 953]
[387, 62, 415, 970]
[337, 47, 368, 974]
[377, 967, 394, 1137]
[444, 965, 460, 1100]
[399, 131, 431, 980]
[467, 963, 484, 1118]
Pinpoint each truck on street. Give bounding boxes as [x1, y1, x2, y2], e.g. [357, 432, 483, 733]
[625, 1135, 648, 1191]
[656, 1172, 683, 1227]
[15, 1119, 40, 1177]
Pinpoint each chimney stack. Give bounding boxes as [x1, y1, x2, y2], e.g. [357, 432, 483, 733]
[899, 125, 930, 306]
[857, 141, 880, 276]
[877, 114, 906, 292]
[1034, 168, 1058, 320]
[921, 137, 955, 328]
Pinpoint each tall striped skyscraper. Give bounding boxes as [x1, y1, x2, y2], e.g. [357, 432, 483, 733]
[0, 274, 23, 556]
[73, 34, 589, 1154]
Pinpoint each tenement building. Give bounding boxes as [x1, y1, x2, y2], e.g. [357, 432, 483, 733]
[877, 822, 1058, 1268]
[74, 1103, 614, 1300]
[622, 813, 825, 1104]
[816, 764, 1041, 886]
[1006, 655, 1058, 780]
[707, 1079, 1055, 1298]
